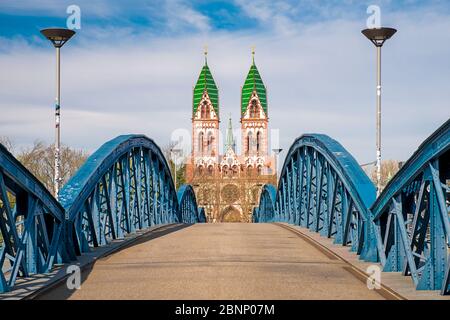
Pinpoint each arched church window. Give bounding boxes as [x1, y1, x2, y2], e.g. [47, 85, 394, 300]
[208, 165, 214, 176]
[256, 131, 261, 153]
[247, 132, 253, 155]
[198, 132, 204, 154]
[207, 132, 214, 154]
[201, 105, 205, 118]
[250, 100, 259, 118]
[201, 101, 210, 119]
[257, 165, 263, 176]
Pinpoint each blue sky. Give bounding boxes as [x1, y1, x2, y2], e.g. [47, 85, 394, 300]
[1, 1, 449, 38]
[0, 0, 449, 166]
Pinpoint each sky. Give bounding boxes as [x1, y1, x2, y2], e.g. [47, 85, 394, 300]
[0, 0, 449, 166]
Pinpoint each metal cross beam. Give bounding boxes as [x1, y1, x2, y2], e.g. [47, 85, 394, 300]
[254, 134, 378, 262]
[372, 119, 450, 293]
[0, 144, 65, 293]
[0, 135, 204, 293]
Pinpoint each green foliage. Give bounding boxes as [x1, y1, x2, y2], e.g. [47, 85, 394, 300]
[167, 160, 186, 190]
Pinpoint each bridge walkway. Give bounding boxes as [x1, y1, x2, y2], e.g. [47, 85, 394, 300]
[37, 223, 388, 300]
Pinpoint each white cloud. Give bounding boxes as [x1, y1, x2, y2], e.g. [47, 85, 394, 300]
[0, 0, 120, 18]
[164, 0, 211, 32]
[0, 6, 449, 167]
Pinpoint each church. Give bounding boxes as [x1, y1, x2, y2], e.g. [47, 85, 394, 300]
[185, 51, 277, 223]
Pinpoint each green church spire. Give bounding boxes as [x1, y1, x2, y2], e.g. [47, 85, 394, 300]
[241, 49, 267, 115]
[193, 49, 219, 116]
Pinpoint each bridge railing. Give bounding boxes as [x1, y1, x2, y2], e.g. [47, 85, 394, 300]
[371, 119, 450, 295]
[254, 121, 450, 295]
[0, 144, 65, 293]
[253, 185, 277, 223]
[177, 185, 206, 224]
[0, 135, 203, 293]
[254, 134, 378, 261]
[59, 135, 204, 258]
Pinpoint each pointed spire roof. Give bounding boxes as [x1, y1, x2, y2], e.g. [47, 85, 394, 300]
[241, 50, 267, 115]
[193, 50, 219, 116]
[225, 115, 236, 152]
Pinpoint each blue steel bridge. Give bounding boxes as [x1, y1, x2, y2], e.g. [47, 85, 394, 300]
[0, 119, 449, 299]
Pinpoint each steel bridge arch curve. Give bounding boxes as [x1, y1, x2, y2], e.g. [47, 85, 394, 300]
[254, 134, 378, 261]
[0, 144, 65, 292]
[177, 184, 205, 223]
[371, 119, 450, 294]
[253, 185, 277, 223]
[280, 134, 376, 215]
[59, 135, 201, 257]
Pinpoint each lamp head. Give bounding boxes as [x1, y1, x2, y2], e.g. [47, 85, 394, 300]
[40, 28, 76, 48]
[362, 27, 397, 47]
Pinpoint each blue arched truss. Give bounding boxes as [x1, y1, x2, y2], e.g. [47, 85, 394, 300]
[254, 134, 379, 261]
[253, 185, 277, 223]
[255, 123, 450, 295]
[371, 120, 450, 294]
[0, 135, 203, 293]
[59, 135, 203, 257]
[0, 144, 65, 292]
[177, 185, 206, 223]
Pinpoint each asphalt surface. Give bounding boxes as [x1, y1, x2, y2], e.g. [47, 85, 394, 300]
[37, 223, 384, 300]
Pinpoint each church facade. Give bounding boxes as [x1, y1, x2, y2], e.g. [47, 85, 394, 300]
[185, 53, 277, 223]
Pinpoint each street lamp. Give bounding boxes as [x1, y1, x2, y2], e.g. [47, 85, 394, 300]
[170, 148, 182, 190]
[40, 28, 76, 199]
[362, 27, 397, 196]
[272, 148, 283, 177]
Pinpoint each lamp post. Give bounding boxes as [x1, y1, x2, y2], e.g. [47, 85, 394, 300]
[40, 28, 76, 199]
[170, 148, 182, 190]
[362, 27, 397, 196]
[272, 148, 283, 178]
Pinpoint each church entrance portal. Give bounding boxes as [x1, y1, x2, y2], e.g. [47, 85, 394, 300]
[220, 206, 243, 223]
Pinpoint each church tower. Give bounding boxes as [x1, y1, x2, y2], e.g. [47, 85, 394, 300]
[240, 51, 270, 174]
[192, 51, 220, 173]
[186, 49, 277, 223]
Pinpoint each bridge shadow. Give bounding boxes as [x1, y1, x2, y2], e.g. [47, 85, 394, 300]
[33, 223, 192, 300]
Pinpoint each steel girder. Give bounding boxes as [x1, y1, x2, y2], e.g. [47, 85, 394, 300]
[59, 135, 203, 256]
[253, 185, 277, 223]
[177, 185, 206, 223]
[0, 135, 203, 293]
[371, 119, 450, 294]
[0, 144, 65, 293]
[254, 134, 378, 262]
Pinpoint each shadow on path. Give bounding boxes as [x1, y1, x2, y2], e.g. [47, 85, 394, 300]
[34, 224, 192, 300]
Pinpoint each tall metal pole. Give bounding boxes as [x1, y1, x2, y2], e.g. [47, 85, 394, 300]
[40, 28, 76, 199]
[376, 45, 382, 197]
[55, 46, 61, 198]
[361, 27, 396, 197]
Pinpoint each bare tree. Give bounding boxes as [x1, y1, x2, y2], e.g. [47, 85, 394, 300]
[371, 159, 401, 190]
[17, 140, 88, 195]
[0, 136, 14, 153]
[162, 142, 186, 190]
